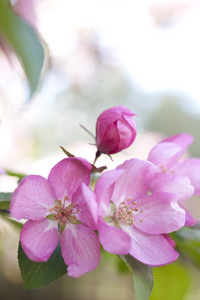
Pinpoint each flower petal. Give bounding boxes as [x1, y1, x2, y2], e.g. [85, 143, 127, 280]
[98, 217, 131, 255]
[60, 223, 100, 278]
[112, 159, 156, 207]
[94, 168, 124, 216]
[96, 106, 135, 146]
[48, 157, 92, 200]
[162, 133, 194, 153]
[133, 192, 185, 234]
[148, 142, 181, 170]
[20, 219, 59, 262]
[124, 226, 179, 266]
[10, 175, 56, 221]
[184, 209, 199, 226]
[151, 173, 194, 201]
[115, 116, 136, 152]
[97, 122, 120, 154]
[173, 158, 200, 195]
[72, 183, 98, 230]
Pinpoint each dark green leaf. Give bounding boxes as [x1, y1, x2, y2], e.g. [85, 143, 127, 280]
[121, 254, 153, 300]
[0, 192, 12, 209]
[0, 0, 46, 97]
[18, 242, 67, 289]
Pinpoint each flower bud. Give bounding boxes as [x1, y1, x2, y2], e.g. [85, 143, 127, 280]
[95, 106, 136, 155]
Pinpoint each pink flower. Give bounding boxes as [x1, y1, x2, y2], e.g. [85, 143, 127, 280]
[95, 106, 136, 155]
[10, 157, 100, 278]
[148, 133, 200, 195]
[148, 133, 199, 226]
[94, 159, 185, 266]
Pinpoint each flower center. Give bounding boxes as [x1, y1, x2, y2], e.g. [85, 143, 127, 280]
[114, 198, 144, 226]
[49, 196, 80, 225]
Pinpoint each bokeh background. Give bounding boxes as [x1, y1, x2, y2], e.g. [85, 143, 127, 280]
[1, 0, 200, 299]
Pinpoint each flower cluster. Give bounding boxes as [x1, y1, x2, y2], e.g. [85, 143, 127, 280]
[10, 106, 199, 277]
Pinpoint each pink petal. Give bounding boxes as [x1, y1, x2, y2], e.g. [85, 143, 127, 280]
[72, 183, 98, 230]
[115, 116, 136, 152]
[162, 133, 194, 153]
[112, 159, 156, 207]
[96, 106, 135, 144]
[148, 142, 181, 170]
[133, 193, 185, 234]
[96, 106, 135, 154]
[20, 219, 59, 262]
[163, 234, 176, 248]
[173, 158, 200, 195]
[126, 227, 179, 266]
[48, 157, 92, 200]
[97, 122, 120, 154]
[98, 218, 131, 255]
[184, 209, 199, 226]
[10, 175, 56, 221]
[151, 173, 194, 201]
[94, 168, 124, 216]
[60, 223, 100, 278]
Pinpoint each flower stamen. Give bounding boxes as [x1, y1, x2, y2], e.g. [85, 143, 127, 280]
[114, 197, 144, 226]
[49, 197, 80, 224]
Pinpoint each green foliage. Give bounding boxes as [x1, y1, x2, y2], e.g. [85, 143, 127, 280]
[18, 242, 67, 289]
[150, 261, 190, 300]
[0, 192, 12, 209]
[171, 225, 200, 267]
[121, 255, 153, 300]
[0, 0, 46, 97]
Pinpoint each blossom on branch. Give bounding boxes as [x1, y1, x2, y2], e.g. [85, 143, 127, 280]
[148, 133, 199, 226]
[95, 106, 137, 156]
[148, 133, 200, 195]
[94, 158, 185, 266]
[10, 157, 100, 278]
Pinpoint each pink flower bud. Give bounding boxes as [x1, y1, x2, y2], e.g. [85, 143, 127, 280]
[96, 106, 137, 155]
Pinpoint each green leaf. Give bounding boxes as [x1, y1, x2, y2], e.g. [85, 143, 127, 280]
[0, 192, 12, 209]
[121, 255, 153, 300]
[150, 261, 190, 300]
[18, 242, 67, 289]
[171, 225, 200, 268]
[0, 0, 46, 97]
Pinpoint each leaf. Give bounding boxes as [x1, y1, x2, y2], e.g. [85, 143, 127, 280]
[0, 192, 12, 209]
[121, 254, 153, 300]
[170, 225, 200, 267]
[5, 169, 27, 182]
[60, 146, 107, 173]
[91, 164, 107, 174]
[150, 261, 190, 300]
[18, 242, 67, 289]
[0, 0, 46, 97]
[59, 146, 75, 158]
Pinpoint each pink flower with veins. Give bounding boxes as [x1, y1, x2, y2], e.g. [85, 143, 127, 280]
[96, 106, 136, 155]
[94, 158, 185, 266]
[10, 157, 100, 278]
[148, 133, 199, 226]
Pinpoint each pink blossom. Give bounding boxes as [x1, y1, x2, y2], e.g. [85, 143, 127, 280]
[10, 157, 100, 278]
[95, 106, 136, 155]
[148, 133, 199, 225]
[148, 133, 200, 195]
[94, 159, 185, 266]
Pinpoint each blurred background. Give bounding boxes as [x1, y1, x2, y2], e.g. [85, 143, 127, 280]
[1, 0, 200, 299]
